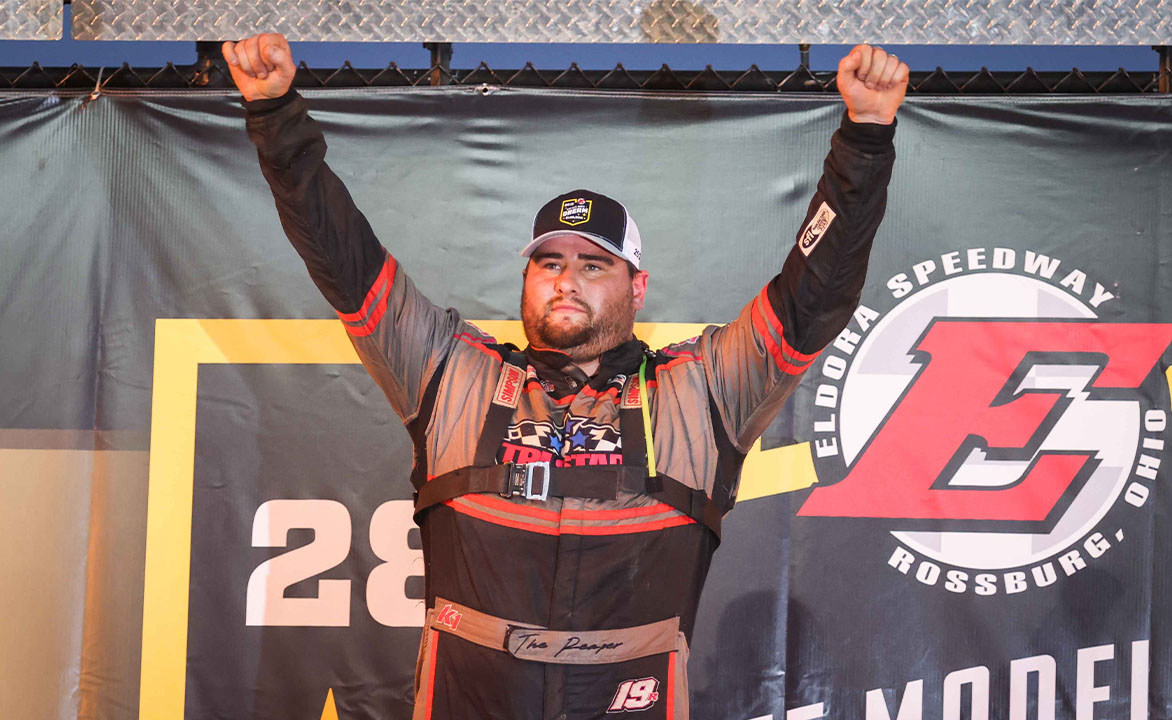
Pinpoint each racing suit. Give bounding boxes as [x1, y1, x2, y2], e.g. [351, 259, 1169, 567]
[245, 90, 895, 720]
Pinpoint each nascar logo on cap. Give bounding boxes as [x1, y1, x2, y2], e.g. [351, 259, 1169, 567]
[560, 198, 592, 226]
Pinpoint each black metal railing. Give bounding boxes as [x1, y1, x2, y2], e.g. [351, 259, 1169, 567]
[0, 61, 1166, 94]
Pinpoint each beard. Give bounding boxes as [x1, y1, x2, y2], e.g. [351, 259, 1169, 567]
[521, 287, 636, 364]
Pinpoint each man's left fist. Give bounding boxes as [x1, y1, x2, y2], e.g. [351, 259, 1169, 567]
[837, 44, 909, 125]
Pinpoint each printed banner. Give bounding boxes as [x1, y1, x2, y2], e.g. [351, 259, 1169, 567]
[0, 88, 1167, 720]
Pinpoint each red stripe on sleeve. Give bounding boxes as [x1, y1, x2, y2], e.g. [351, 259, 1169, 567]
[338, 254, 395, 321]
[339, 255, 397, 338]
[343, 301, 389, 338]
[757, 286, 820, 362]
[751, 299, 806, 376]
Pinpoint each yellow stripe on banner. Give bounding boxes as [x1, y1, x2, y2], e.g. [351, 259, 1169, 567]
[139, 318, 815, 718]
[737, 439, 819, 501]
[139, 320, 356, 720]
[140, 321, 204, 720]
[320, 688, 339, 720]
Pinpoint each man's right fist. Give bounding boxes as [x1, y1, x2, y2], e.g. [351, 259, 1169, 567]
[222, 33, 296, 102]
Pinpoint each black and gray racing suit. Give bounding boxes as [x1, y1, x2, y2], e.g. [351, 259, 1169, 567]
[244, 90, 895, 720]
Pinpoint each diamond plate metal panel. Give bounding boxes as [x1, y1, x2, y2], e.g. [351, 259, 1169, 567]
[73, 0, 1172, 44]
[1, 0, 62, 40]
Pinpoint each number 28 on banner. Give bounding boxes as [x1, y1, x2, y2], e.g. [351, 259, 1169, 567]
[245, 499, 423, 627]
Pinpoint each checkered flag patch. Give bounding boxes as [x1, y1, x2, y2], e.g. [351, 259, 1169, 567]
[506, 420, 557, 448]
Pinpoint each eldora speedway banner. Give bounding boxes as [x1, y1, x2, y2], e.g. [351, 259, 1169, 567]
[767, 96, 1172, 719]
[156, 95, 1169, 720]
[785, 248, 1167, 719]
[2, 90, 1167, 720]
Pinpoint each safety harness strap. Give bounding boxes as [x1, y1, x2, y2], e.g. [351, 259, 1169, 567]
[472, 350, 529, 466]
[408, 357, 448, 491]
[415, 463, 630, 508]
[413, 353, 725, 538]
[415, 463, 721, 537]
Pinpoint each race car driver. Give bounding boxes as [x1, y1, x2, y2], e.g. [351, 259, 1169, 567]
[224, 33, 908, 720]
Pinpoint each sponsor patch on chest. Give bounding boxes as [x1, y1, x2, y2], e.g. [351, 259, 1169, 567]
[621, 378, 642, 409]
[499, 415, 624, 467]
[493, 363, 525, 408]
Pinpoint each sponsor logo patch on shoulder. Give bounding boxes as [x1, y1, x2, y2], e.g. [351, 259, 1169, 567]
[798, 202, 836, 256]
[493, 364, 525, 408]
[621, 377, 642, 409]
[560, 198, 592, 226]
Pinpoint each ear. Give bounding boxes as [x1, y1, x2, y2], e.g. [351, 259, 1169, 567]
[631, 270, 649, 311]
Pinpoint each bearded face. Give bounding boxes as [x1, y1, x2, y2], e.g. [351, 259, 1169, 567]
[521, 279, 637, 363]
[519, 234, 646, 367]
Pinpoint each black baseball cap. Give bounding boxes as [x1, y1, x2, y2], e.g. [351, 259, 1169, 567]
[521, 189, 643, 269]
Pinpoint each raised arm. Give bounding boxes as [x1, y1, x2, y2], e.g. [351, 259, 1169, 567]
[704, 44, 909, 451]
[224, 33, 462, 423]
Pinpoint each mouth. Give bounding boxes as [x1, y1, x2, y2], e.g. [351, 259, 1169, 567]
[549, 300, 589, 315]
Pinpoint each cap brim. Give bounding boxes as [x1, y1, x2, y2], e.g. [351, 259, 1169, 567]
[520, 230, 638, 269]
[521, 231, 618, 259]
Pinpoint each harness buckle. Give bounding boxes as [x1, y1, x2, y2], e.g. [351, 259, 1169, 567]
[502, 461, 551, 502]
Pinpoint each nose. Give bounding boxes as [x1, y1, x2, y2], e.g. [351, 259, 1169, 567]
[553, 268, 579, 295]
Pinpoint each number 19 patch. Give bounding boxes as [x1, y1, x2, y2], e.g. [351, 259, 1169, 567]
[607, 677, 660, 713]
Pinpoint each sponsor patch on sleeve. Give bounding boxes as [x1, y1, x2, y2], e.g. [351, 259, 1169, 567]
[798, 202, 836, 257]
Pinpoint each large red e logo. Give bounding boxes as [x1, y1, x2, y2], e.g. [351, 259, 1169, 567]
[798, 320, 1172, 529]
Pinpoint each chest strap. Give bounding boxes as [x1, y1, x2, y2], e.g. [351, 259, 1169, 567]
[414, 462, 722, 538]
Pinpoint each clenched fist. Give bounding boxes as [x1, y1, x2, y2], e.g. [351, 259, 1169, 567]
[222, 33, 296, 102]
[837, 44, 910, 126]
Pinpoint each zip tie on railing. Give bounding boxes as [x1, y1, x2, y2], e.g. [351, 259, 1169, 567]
[81, 66, 104, 109]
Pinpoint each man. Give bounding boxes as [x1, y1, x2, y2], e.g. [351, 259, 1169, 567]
[224, 32, 907, 720]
